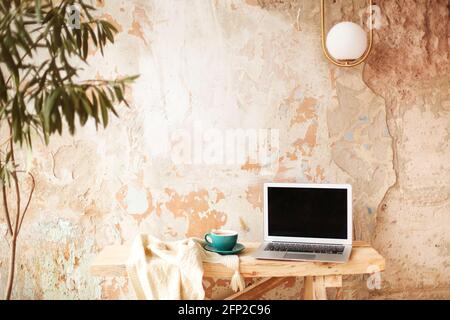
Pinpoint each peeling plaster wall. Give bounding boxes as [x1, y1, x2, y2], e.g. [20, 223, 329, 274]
[363, 0, 450, 299]
[0, 0, 448, 299]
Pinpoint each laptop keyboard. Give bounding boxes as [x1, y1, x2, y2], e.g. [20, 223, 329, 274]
[264, 242, 345, 254]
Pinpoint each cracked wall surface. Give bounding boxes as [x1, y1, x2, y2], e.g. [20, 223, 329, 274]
[0, 0, 448, 299]
[363, 0, 450, 299]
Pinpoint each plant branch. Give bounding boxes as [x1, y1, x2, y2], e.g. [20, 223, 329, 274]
[1, 185, 13, 235]
[0, 154, 13, 235]
[17, 170, 36, 234]
[4, 123, 20, 300]
[9, 124, 21, 237]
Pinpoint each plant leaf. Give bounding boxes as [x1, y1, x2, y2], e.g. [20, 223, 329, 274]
[42, 88, 60, 131]
[35, 0, 42, 21]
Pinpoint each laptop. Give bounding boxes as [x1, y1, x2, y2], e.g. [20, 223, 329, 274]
[253, 183, 352, 263]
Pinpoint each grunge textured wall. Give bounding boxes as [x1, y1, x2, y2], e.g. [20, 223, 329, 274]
[0, 0, 448, 299]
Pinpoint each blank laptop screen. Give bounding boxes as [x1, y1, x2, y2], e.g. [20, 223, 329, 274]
[268, 187, 348, 239]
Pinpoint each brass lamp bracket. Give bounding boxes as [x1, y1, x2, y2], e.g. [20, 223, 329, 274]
[321, 0, 374, 67]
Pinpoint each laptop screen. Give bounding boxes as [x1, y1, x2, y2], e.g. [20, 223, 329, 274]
[267, 186, 348, 239]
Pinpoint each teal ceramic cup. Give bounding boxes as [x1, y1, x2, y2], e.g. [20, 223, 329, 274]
[204, 230, 238, 251]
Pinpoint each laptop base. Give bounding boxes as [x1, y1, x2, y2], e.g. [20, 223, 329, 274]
[253, 243, 352, 263]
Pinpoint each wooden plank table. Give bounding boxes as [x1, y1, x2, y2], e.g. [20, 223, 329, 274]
[90, 241, 385, 300]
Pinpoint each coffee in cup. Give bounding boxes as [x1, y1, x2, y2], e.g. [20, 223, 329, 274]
[204, 229, 238, 251]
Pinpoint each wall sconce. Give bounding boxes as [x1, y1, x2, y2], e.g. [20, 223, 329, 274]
[321, 0, 373, 67]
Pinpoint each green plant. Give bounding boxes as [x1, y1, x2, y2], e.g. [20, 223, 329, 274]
[0, 0, 137, 299]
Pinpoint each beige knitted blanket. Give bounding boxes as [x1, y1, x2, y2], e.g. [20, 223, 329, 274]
[126, 234, 245, 300]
